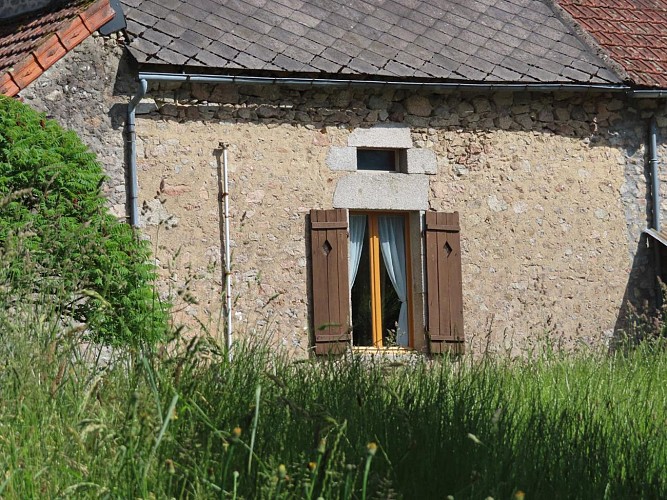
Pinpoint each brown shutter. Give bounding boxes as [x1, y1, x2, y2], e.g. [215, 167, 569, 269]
[310, 209, 350, 355]
[425, 211, 464, 354]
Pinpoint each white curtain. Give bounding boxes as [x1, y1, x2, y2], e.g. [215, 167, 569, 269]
[348, 215, 366, 290]
[379, 216, 408, 346]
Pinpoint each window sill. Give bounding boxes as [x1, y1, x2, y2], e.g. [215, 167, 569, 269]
[353, 346, 415, 352]
[351, 346, 424, 363]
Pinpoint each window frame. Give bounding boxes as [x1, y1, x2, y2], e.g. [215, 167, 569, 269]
[349, 210, 414, 349]
[356, 148, 401, 172]
[309, 209, 464, 356]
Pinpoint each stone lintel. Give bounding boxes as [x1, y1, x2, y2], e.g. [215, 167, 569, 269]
[326, 146, 357, 171]
[136, 98, 158, 115]
[333, 173, 428, 210]
[405, 148, 437, 174]
[347, 123, 412, 149]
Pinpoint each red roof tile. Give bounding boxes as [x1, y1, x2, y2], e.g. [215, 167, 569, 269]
[559, 0, 667, 87]
[0, 0, 115, 97]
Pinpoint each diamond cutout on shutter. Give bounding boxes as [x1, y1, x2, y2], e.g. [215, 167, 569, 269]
[322, 240, 332, 256]
[444, 241, 452, 257]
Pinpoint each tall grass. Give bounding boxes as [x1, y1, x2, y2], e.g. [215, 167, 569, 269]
[1, 297, 666, 498]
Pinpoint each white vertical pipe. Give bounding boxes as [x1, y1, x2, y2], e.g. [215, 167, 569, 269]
[222, 144, 233, 360]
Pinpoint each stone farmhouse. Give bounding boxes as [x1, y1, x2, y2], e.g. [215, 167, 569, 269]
[3, 0, 667, 357]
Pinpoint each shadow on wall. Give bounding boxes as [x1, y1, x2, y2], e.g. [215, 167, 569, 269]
[108, 48, 139, 130]
[112, 48, 139, 98]
[613, 233, 659, 348]
[125, 79, 624, 142]
[612, 120, 666, 348]
[304, 212, 315, 351]
[213, 147, 228, 294]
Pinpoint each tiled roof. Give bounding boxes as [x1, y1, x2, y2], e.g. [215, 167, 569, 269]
[0, 0, 115, 96]
[121, 0, 622, 85]
[558, 0, 667, 88]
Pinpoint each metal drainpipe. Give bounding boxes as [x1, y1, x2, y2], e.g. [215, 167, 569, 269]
[127, 78, 147, 227]
[126, 78, 235, 357]
[650, 116, 660, 232]
[648, 116, 663, 307]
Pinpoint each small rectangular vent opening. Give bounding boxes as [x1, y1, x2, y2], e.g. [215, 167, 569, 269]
[357, 149, 400, 172]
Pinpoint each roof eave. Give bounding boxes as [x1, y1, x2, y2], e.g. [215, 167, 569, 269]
[134, 63, 629, 93]
[0, 0, 115, 97]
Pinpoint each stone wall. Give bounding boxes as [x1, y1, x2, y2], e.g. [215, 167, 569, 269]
[19, 33, 135, 219]
[20, 37, 665, 356]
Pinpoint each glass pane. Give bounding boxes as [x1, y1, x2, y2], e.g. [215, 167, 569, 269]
[357, 149, 397, 171]
[380, 238, 403, 347]
[351, 219, 373, 346]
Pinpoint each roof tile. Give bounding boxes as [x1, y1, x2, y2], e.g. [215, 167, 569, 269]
[1, 0, 115, 96]
[357, 49, 387, 68]
[167, 38, 199, 58]
[346, 57, 379, 74]
[130, 8, 158, 28]
[320, 46, 352, 66]
[143, 28, 173, 47]
[179, 29, 208, 48]
[154, 19, 186, 38]
[295, 37, 325, 56]
[490, 64, 523, 80]
[164, 11, 192, 29]
[122, 0, 623, 84]
[194, 49, 230, 67]
[33, 33, 67, 69]
[421, 61, 454, 78]
[454, 63, 489, 80]
[301, 28, 335, 48]
[559, 0, 667, 87]
[139, 1, 171, 20]
[309, 55, 342, 73]
[131, 37, 160, 56]
[383, 60, 416, 77]
[282, 44, 315, 64]
[234, 51, 266, 69]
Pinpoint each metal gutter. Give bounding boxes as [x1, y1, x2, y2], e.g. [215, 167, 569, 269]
[644, 228, 667, 247]
[137, 71, 632, 92]
[126, 78, 147, 227]
[628, 90, 667, 98]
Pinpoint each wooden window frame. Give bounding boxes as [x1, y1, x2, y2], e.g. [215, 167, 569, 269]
[350, 210, 414, 349]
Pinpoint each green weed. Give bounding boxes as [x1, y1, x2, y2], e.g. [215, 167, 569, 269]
[0, 295, 665, 498]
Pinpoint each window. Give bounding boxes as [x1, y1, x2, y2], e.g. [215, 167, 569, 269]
[349, 212, 411, 347]
[356, 149, 399, 172]
[309, 209, 464, 355]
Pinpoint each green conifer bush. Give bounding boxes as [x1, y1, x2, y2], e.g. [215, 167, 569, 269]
[0, 96, 166, 345]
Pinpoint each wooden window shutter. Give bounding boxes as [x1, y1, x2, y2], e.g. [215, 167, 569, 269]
[310, 209, 350, 355]
[425, 211, 464, 354]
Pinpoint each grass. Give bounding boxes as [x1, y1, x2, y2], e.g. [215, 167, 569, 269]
[1, 297, 666, 500]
